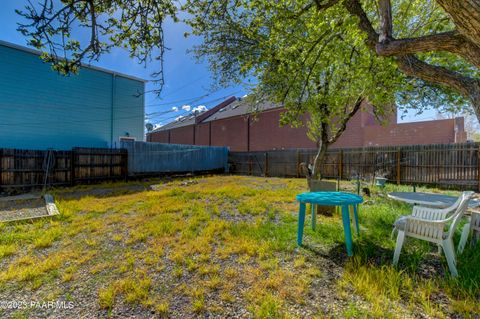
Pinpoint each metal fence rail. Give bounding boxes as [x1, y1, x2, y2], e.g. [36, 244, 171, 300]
[121, 141, 228, 175]
[229, 143, 480, 190]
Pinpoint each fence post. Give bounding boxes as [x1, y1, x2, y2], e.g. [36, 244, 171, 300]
[477, 146, 480, 192]
[396, 148, 401, 185]
[122, 149, 128, 181]
[110, 149, 114, 178]
[248, 154, 253, 175]
[265, 152, 269, 177]
[338, 150, 343, 180]
[296, 150, 300, 178]
[70, 150, 76, 186]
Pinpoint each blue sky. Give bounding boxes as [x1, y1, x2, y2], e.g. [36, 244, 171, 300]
[0, 1, 248, 127]
[0, 1, 467, 127]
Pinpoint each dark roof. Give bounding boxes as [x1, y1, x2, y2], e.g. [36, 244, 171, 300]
[150, 97, 281, 132]
[195, 96, 237, 123]
[153, 114, 198, 131]
[202, 99, 280, 122]
[151, 96, 237, 132]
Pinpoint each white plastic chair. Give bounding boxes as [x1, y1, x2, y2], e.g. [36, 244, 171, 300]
[458, 210, 480, 252]
[472, 212, 480, 243]
[392, 191, 474, 276]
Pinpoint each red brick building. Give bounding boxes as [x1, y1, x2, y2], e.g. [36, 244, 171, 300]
[147, 97, 467, 151]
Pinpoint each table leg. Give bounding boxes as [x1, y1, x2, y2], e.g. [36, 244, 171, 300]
[353, 204, 360, 236]
[341, 205, 353, 256]
[311, 203, 316, 231]
[297, 203, 306, 246]
[349, 206, 358, 235]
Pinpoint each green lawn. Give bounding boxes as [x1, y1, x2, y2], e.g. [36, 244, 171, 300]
[0, 175, 478, 318]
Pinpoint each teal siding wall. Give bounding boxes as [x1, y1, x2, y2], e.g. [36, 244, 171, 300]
[112, 76, 145, 148]
[0, 43, 145, 150]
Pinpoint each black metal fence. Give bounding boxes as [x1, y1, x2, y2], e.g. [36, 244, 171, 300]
[229, 143, 480, 190]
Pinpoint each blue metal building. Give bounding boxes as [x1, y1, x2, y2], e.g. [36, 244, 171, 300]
[0, 40, 146, 150]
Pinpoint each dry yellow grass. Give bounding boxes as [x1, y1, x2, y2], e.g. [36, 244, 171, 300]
[0, 175, 477, 318]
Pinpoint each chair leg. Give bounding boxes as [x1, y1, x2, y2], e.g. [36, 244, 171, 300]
[311, 204, 316, 231]
[458, 223, 470, 254]
[474, 230, 480, 244]
[393, 230, 405, 266]
[442, 239, 458, 277]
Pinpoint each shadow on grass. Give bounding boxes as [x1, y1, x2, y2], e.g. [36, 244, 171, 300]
[299, 240, 392, 269]
[300, 234, 454, 281]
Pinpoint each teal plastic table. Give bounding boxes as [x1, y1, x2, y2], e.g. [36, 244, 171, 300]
[296, 192, 363, 256]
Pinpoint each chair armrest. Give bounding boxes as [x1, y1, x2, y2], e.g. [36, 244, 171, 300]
[412, 205, 450, 220]
[404, 215, 447, 225]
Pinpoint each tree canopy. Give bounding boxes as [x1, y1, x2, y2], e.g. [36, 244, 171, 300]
[16, 0, 177, 91]
[184, 0, 480, 177]
[15, 0, 480, 118]
[186, 1, 407, 178]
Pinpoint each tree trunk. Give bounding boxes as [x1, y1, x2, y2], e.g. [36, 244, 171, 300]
[310, 138, 335, 216]
[312, 123, 330, 179]
[436, 0, 480, 47]
[312, 137, 329, 180]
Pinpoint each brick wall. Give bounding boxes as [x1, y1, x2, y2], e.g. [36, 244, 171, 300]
[249, 109, 316, 150]
[363, 118, 458, 146]
[170, 125, 195, 145]
[330, 111, 364, 149]
[210, 116, 249, 151]
[148, 130, 169, 143]
[147, 106, 466, 150]
[195, 123, 210, 146]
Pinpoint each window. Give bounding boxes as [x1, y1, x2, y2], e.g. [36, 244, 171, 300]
[119, 137, 135, 142]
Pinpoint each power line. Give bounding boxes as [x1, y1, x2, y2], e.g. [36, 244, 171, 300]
[145, 93, 212, 107]
[152, 93, 235, 124]
[140, 74, 208, 98]
[145, 86, 238, 113]
[0, 90, 240, 128]
[146, 92, 239, 117]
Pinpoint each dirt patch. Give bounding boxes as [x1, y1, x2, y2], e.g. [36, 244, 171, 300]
[58, 184, 149, 199]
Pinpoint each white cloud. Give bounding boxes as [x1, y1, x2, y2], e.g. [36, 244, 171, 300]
[181, 105, 191, 111]
[153, 123, 162, 129]
[192, 105, 207, 113]
[171, 106, 178, 112]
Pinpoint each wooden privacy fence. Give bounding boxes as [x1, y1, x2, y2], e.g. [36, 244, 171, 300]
[229, 143, 480, 190]
[0, 147, 127, 191]
[121, 141, 229, 176]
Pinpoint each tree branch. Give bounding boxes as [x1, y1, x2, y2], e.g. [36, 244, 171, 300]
[343, 0, 378, 50]
[343, 0, 480, 117]
[395, 55, 479, 99]
[376, 31, 480, 68]
[328, 96, 364, 143]
[290, 0, 339, 18]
